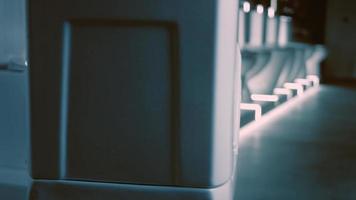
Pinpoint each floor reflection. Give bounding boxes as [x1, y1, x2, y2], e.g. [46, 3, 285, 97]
[235, 85, 356, 200]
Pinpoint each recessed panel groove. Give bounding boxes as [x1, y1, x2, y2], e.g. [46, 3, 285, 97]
[61, 20, 180, 185]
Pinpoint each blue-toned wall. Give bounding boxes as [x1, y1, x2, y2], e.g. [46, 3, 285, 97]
[0, 0, 29, 171]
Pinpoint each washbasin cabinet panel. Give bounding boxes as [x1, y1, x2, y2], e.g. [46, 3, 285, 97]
[29, 0, 239, 190]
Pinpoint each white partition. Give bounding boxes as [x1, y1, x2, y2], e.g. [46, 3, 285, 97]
[238, 7, 248, 48]
[29, 0, 240, 199]
[278, 16, 292, 46]
[265, 8, 278, 46]
[249, 6, 265, 47]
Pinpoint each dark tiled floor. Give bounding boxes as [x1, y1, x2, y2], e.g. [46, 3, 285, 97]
[235, 86, 356, 200]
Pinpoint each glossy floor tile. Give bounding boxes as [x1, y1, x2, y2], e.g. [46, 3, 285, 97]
[235, 86, 356, 200]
